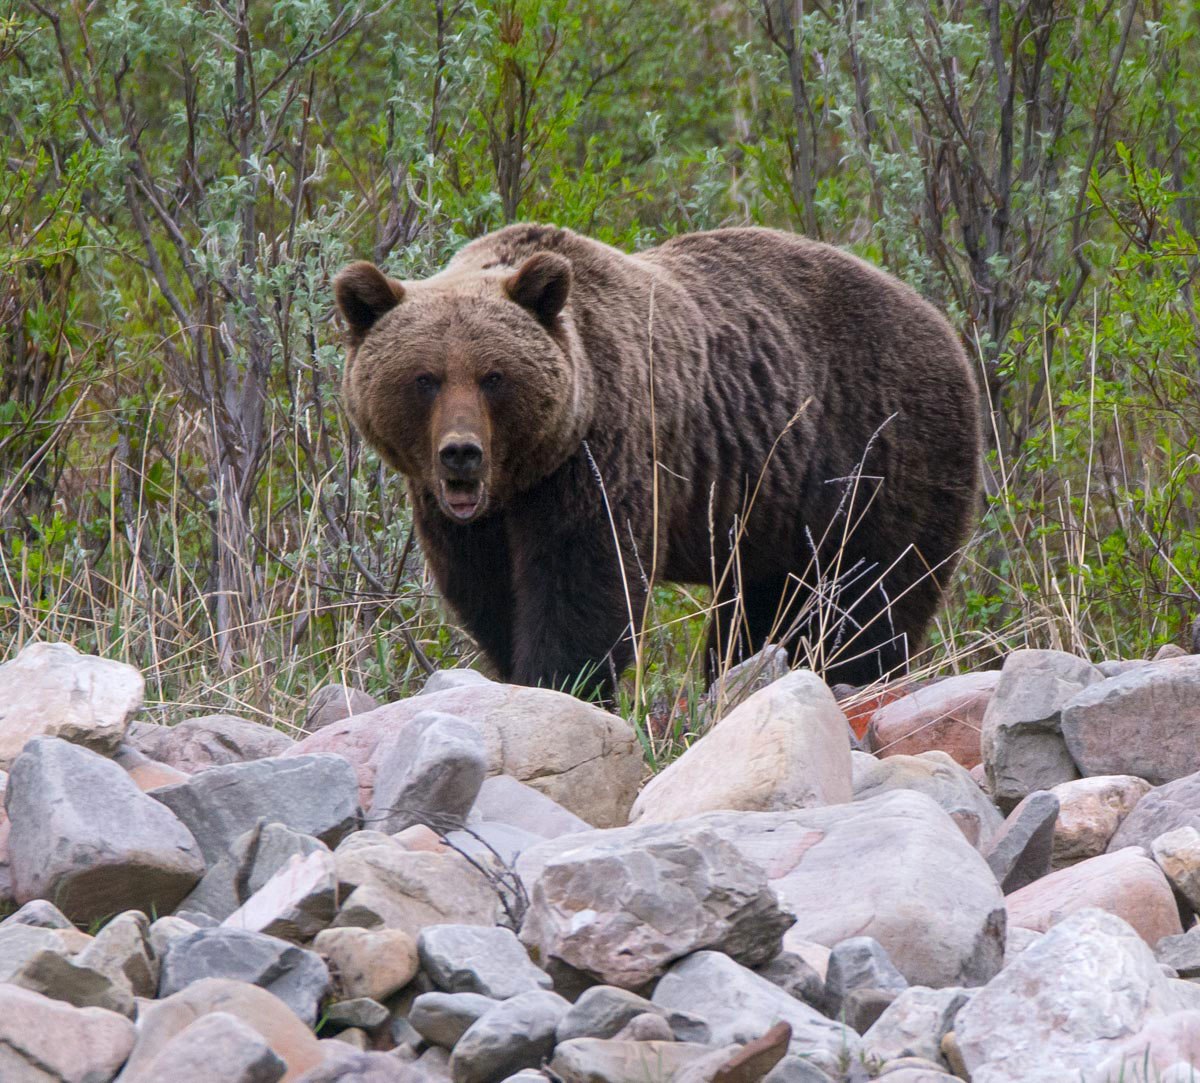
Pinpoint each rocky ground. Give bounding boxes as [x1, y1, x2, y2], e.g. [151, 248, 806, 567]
[1, 640, 1200, 1082]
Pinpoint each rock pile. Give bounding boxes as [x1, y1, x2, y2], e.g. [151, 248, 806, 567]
[0, 637, 1197, 1081]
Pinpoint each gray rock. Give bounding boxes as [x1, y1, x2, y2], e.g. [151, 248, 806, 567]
[851, 750, 1004, 850]
[151, 754, 359, 865]
[1, 899, 72, 929]
[823, 936, 908, 1021]
[862, 986, 972, 1066]
[983, 790, 1059, 893]
[158, 927, 331, 1026]
[446, 822, 547, 865]
[764, 1055, 836, 1082]
[450, 990, 570, 1083]
[754, 951, 824, 1006]
[0, 641, 143, 766]
[980, 649, 1102, 810]
[419, 924, 553, 999]
[1109, 771, 1200, 853]
[550, 1038, 723, 1083]
[223, 849, 338, 942]
[306, 685, 380, 733]
[5, 737, 204, 922]
[651, 951, 861, 1070]
[116, 1010, 286, 1083]
[1098, 659, 1151, 678]
[556, 986, 669, 1043]
[76, 910, 157, 998]
[422, 669, 494, 695]
[699, 644, 790, 722]
[1150, 826, 1200, 910]
[133, 714, 294, 773]
[473, 775, 591, 839]
[294, 1052, 428, 1082]
[410, 991, 501, 1048]
[369, 712, 488, 834]
[611, 1013, 674, 1042]
[325, 997, 389, 1030]
[1156, 928, 1200, 978]
[1062, 656, 1200, 784]
[518, 821, 794, 989]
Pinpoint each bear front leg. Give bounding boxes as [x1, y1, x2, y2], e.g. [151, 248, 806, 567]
[411, 488, 515, 679]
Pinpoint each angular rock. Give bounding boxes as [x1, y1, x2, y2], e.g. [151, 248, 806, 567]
[1006, 847, 1182, 945]
[651, 951, 859, 1071]
[6, 737, 204, 922]
[851, 750, 1004, 850]
[556, 986, 669, 1043]
[863, 986, 972, 1067]
[410, 991, 500, 1048]
[158, 928, 332, 1027]
[519, 820, 794, 989]
[823, 936, 908, 1021]
[1062, 656, 1200, 784]
[1111, 771, 1200, 854]
[325, 997, 388, 1030]
[980, 649, 1102, 810]
[314, 926, 418, 1002]
[419, 924, 552, 999]
[3, 941, 135, 1016]
[306, 685, 380, 733]
[473, 774, 591, 838]
[116, 977, 324, 1082]
[866, 671, 1000, 768]
[1156, 928, 1200, 978]
[149, 915, 201, 959]
[112, 743, 190, 791]
[550, 1038, 720, 1083]
[450, 990, 570, 1083]
[151, 754, 359, 865]
[288, 682, 643, 828]
[956, 909, 1195, 1083]
[983, 790, 1059, 893]
[764, 1055, 837, 1082]
[1153, 826, 1200, 911]
[124, 1010, 287, 1083]
[2, 898, 73, 929]
[368, 712, 488, 834]
[76, 911, 157, 999]
[132, 714, 294, 773]
[0, 983, 134, 1082]
[754, 951, 824, 1007]
[224, 849, 338, 941]
[1050, 774, 1152, 867]
[0, 641, 143, 765]
[630, 670, 853, 823]
[698, 645, 790, 723]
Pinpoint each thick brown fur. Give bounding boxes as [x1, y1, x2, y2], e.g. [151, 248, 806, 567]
[336, 225, 981, 699]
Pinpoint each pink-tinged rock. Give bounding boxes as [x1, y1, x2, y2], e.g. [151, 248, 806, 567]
[133, 714, 294, 773]
[112, 743, 190, 790]
[867, 671, 1000, 768]
[1092, 1010, 1200, 1081]
[1005, 847, 1182, 945]
[286, 683, 642, 828]
[223, 850, 338, 942]
[305, 684, 379, 734]
[1050, 775, 1152, 867]
[0, 984, 134, 1082]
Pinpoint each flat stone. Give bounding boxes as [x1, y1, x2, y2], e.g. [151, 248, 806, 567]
[445, 821, 546, 865]
[325, 997, 388, 1030]
[1050, 775, 1152, 867]
[823, 936, 908, 1020]
[4, 942, 135, 1016]
[0, 641, 143, 765]
[630, 670, 853, 823]
[518, 820, 794, 989]
[980, 650, 1102, 811]
[984, 790, 1059, 893]
[313, 926, 418, 1002]
[305, 685, 380, 733]
[1110, 771, 1200, 853]
[112, 743, 190, 790]
[651, 951, 859, 1072]
[6, 737, 204, 922]
[422, 669, 494, 695]
[863, 986, 972, 1066]
[550, 1038, 721, 1083]
[224, 849, 338, 941]
[368, 712, 488, 833]
[0, 983, 134, 1082]
[867, 671, 1000, 769]
[473, 775, 591, 838]
[132, 714, 294, 773]
[288, 683, 643, 828]
[76, 911, 157, 998]
[1152, 826, 1200, 910]
[449, 990, 570, 1083]
[115, 977, 324, 1082]
[409, 991, 500, 1048]
[852, 750, 1004, 850]
[151, 754, 359, 865]
[121, 1010, 287, 1083]
[556, 986, 669, 1043]
[419, 924, 552, 999]
[1062, 657, 1200, 784]
[158, 927, 331, 1027]
[956, 909, 1196, 1083]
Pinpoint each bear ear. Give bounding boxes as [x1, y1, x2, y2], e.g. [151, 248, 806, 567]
[505, 252, 571, 327]
[334, 261, 404, 345]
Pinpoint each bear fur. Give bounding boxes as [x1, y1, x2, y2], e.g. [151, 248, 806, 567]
[335, 224, 981, 698]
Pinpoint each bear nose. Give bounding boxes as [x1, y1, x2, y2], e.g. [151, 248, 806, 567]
[439, 439, 483, 479]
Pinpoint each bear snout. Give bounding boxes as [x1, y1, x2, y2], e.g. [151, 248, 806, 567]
[438, 437, 484, 481]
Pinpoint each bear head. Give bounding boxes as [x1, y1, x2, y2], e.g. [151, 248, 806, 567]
[334, 251, 590, 523]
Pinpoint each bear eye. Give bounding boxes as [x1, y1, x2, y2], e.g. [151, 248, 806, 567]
[481, 372, 503, 392]
[414, 373, 438, 395]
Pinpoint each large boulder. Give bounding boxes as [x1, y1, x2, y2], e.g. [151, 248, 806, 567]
[1109, 770, 1200, 853]
[1050, 775, 1152, 867]
[630, 670, 853, 823]
[285, 683, 642, 828]
[1062, 656, 1200, 784]
[866, 671, 1000, 768]
[0, 641, 143, 766]
[129, 715, 294, 773]
[6, 737, 204, 923]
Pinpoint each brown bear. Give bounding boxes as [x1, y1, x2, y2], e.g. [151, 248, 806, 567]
[335, 224, 980, 699]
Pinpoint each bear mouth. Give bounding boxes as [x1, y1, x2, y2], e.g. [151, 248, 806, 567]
[440, 480, 486, 522]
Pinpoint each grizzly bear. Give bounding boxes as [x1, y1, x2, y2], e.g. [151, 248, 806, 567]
[335, 224, 980, 699]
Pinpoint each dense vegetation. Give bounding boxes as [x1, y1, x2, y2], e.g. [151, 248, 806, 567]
[2, 0, 1197, 738]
